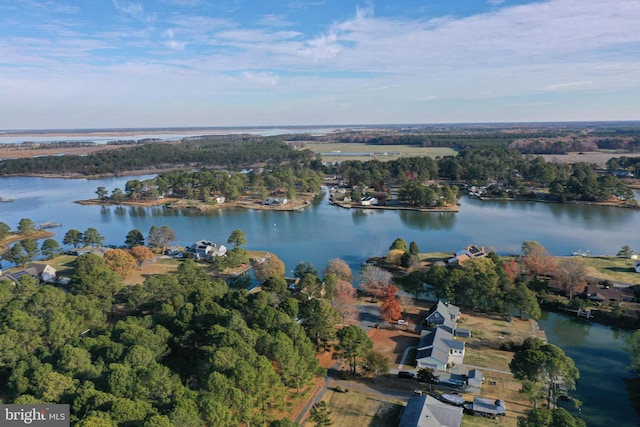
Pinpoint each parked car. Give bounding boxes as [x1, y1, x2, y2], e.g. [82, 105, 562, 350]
[398, 371, 416, 379]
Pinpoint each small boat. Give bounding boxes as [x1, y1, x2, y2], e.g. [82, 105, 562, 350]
[441, 393, 465, 406]
[39, 221, 62, 229]
[0, 197, 14, 202]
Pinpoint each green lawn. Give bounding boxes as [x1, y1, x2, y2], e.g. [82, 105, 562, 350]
[570, 256, 640, 284]
[302, 143, 457, 162]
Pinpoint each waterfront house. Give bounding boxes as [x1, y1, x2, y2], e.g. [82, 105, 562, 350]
[447, 245, 488, 266]
[398, 395, 462, 427]
[415, 327, 465, 371]
[186, 240, 227, 261]
[423, 300, 460, 332]
[584, 283, 635, 303]
[2, 264, 62, 285]
[360, 195, 378, 206]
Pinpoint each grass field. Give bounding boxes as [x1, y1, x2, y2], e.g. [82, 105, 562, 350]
[303, 389, 404, 427]
[569, 255, 640, 284]
[301, 142, 457, 162]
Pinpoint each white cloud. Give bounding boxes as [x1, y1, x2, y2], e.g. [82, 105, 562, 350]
[543, 81, 594, 92]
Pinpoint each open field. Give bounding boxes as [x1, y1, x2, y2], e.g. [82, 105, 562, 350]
[540, 151, 640, 166]
[569, 255, 640, 284]
[301, 142, 457, 162]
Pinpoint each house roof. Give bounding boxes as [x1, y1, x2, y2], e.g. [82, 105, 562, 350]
[399, 395, 463, 427]
[584, 284, 634, 302]
[425, 301, 459, 331]
[416, 327, 464, 366]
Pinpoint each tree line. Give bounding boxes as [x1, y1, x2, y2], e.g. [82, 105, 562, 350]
[0, 136, 315, 176]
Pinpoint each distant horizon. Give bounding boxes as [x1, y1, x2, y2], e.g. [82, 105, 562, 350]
[3, 119, 640, 135]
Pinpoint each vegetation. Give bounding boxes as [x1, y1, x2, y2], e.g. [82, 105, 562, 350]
[0, 135, 315, 176]
[0, 252, 323, 426]
[510, 338, 579, 409]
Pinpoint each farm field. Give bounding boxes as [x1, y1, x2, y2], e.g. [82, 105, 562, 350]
[300, 142, 457, 162]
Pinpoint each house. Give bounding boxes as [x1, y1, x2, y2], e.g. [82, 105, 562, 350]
[264, 197, 287, 205]
[447, 245, 488, 266]
[399, 395, 463, 427]
[186, 240, 227, 261]
[360, 195, 378, 206]
[213, 195, 225, 204]
[3, 267, 39, 284]
[2, 264, 62, 285]
[423, 300, 460, 333]
[29, 263, 58, 282]
[584, 283, 635, 303]
[465, 397, 506, 418]
[415, 327, 465, 371]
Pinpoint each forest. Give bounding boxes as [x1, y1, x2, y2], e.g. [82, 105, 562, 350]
[0, 253, 338, 426]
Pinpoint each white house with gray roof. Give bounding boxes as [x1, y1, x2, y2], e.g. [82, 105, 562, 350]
[415, 327, 465, 371]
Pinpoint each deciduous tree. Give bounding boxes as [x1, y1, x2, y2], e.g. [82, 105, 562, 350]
[556, 258, 587, 299]
[252, 254, 285, 282]
[130, 246, 154, 268]
[147, 225, 176, 254]
[521, 241, 557, 279]
[104, 249, 136, 278]
[332, 279, 357, 325]
[359, 264, 391, 301]
[379, 284, 402, 322]
[323, 258, 353, 283]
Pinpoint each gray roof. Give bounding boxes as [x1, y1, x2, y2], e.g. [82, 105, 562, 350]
[399, 395, 462, 427]
[416, 327, 465, 367]
[471, 397, 506, 415]
[425, 301, 459, 332]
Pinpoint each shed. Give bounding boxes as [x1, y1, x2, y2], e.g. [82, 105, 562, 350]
[454, 328, 471, 338]
[467, 369, 483, 388]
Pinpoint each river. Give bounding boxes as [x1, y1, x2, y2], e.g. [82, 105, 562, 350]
[0, 175, 639, 425]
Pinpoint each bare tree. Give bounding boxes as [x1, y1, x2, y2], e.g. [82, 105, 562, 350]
[323, 258, 353, 283]
[556, 258, 587, 299]
[359, 264, 392, 301]
[521, 241, 557, 279]
[397, 293, 414, 321]
[332, 279, 357, 325]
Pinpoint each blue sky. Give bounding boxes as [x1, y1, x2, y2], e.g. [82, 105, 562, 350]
[1, 0, 639, 129]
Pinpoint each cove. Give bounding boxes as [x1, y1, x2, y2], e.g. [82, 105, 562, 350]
[1, 175, 640, 425]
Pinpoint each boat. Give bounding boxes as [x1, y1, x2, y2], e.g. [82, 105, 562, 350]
[39, 221, 62, 229]
[0, 197, 14, 202]
[441, 393, 465, 406]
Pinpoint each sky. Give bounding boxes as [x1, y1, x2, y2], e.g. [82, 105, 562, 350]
[1, 0, 639, 129]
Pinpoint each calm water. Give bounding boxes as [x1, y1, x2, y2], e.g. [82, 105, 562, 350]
[538, 312, 638, 427]
[1, 175, 640, 425]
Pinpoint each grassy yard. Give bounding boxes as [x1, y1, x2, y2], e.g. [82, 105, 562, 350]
[301, 142, 457, 162]
[305, 389, 404, 427]
[570, 255, 640, 284]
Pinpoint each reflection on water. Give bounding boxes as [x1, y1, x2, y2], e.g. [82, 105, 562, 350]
[538, 312, 638, 427]
[398, 210, 455, 230]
